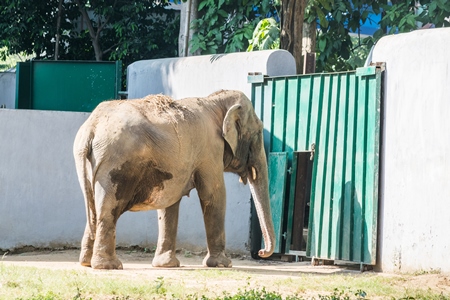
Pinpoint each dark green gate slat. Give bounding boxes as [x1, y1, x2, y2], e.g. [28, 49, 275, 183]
[251, 67, 381, 265]
[268, 152, 288, 254]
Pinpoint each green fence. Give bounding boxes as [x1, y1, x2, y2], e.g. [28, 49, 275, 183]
[16, 60, 121, 112]
[250, 66, 382, 266]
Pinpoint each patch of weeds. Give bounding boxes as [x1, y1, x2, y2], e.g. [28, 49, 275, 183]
[17, 291, 61, 300]
[184, 250, 193, 258]
[183, 287, 368, 300]
[319, 288, 367, 300]
[5, 280, 20, 288]
[396, 289, 450, 300]
[412, 269, 442, 276]
[153, 276, 167, 295]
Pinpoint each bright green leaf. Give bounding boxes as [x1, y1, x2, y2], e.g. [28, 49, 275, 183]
[217, 9, 228, 18]
[198, 1, 208, 11]
[318, 37, 327, 52]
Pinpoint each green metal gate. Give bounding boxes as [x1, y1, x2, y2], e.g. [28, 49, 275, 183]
[16, 60, 121, 112]
[250, 66, 382, 266]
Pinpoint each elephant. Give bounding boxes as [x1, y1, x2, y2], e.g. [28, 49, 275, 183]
[73, 90, 275, 269]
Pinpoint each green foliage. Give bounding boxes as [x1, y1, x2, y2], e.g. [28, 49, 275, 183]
[247, 18, 280, 51]
[0, 0, 78, 59]
[190, 0, 276, 54]
[102, 1, 180, 66]
[317, 288, 367, 300]
[185, 287, 368, 299]
[153, 276, 167, 295]
[69, 0, 179, 64]
[306, 0, 375, 72]
[310, 0, 450, 72]
[373, 0, 450, 40]
[0, 0, 179, 73]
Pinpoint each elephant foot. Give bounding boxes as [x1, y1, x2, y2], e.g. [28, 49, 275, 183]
[91, 255, 123, 270]
[203, 252, 232, 268]
[152, 251, 180, 268]
[79, 248, 93, 267]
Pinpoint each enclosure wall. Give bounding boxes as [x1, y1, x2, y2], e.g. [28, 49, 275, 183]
[0, 71, 15, 109]
[0, 109, 251, 253]
[372, 28, 450, 272]
[127, 49, 296, 100]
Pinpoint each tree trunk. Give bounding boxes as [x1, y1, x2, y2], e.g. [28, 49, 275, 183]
[280, 0, 306, 74]
[55, 0, 63, 60]
[302, 20, 317, 74]
[178, 0, 199, 57]
[74, 0, 104, 61]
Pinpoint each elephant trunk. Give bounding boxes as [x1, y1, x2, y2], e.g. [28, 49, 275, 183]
[248, 149, 275, 258]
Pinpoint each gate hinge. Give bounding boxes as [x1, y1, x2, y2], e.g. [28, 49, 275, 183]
[310, 143, 315, 161]
[370, 61, 386, 72]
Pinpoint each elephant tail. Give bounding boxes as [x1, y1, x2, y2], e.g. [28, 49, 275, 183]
[73, 127, 96, 240]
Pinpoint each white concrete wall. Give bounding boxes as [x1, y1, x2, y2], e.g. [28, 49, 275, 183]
[0, 109, 251, 252]
[372, 28, 450, 272]
[0, 71, 16, 109]
[127, 49, 296, 99]
[0, 51, 297, 253]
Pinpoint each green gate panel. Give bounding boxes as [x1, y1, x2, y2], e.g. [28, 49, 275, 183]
[15, 62, 32, 109]
[16, 60, 121, 112]
[251, 66, 382, 265]
[268, 152, 288, 254]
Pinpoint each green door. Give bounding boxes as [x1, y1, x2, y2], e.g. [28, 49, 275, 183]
[251, 65, 382, 266]
[268, 152, 288, 254]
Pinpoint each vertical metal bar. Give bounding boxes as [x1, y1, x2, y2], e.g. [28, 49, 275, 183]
[115, 60, 122, 99]
[328, 74, 341, 259]
[337, 73, 350, 260]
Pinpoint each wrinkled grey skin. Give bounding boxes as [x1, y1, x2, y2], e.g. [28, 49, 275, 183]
[73, 90, 275, 269]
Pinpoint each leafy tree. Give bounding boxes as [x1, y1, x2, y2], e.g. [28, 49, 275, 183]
[0, 0, 179, 66]
[311, 0, 450, 71]
[0, 0, 78, 60]
[190, 0, 276, 54]
[247, 0, 450, 72]
[374, 0, 450, 38]
[71, 0, 179, 65]
[247, 17, 280, 51]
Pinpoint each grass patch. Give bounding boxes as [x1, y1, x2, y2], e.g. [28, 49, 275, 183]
[0, 262, 449, 300]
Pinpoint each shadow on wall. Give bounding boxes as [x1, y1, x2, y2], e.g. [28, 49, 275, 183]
[334, 181, 370, 263]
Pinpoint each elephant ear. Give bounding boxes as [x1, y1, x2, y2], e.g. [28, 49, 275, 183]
[222, 104, 242, 156]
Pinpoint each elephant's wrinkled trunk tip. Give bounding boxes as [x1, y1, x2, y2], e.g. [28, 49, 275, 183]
[258, 248, 274, 258]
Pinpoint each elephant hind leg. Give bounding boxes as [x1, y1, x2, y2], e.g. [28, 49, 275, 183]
[89, 182, 123, 270]
[79, 222, 95, 267]
[91, 216, 123, 270]
[152, 200, 181, 268]
[80, 194, 97, 267]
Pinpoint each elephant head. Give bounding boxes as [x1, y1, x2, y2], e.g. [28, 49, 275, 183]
[212, 90, 275, 258]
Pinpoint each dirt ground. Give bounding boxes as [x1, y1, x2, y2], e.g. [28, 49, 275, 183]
[1, 247, 370, 273]
[1, 248, 450, 298]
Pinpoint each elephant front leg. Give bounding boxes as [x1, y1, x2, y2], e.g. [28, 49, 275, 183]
[152, 200, 181, 267]
[198, 180, 232, 268]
